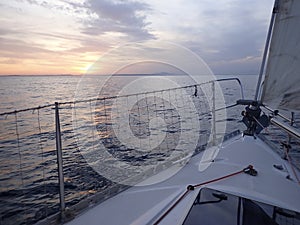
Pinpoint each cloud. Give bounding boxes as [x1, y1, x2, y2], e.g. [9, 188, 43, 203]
[169, 0, 274, 74]
[15, 0, 155, 41]
[18, 0, 84, 11]
[0, 28, 19, 36]
[83, 0, 155, 41]
[0, 36, 98, 75]
[0, 37, 55, 58]
[0, 0, 275, 75]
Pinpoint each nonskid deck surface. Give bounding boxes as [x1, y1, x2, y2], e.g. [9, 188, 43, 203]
[67, 135, 300, 225]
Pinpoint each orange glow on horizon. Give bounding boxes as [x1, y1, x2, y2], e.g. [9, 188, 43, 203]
[0, 52, 104, 75]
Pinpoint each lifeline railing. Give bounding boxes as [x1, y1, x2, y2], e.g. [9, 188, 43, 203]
[0, 78, 245, 224]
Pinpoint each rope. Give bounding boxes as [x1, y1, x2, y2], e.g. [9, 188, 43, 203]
[0, 78, 244, 117]
[153, 165, 255, 225]
[0, 104, 54, 116]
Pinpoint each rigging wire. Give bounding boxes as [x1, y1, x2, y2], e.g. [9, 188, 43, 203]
[153, 165, 256, 225]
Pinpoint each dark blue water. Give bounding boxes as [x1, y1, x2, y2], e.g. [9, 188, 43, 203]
[0, 75, 299, 225]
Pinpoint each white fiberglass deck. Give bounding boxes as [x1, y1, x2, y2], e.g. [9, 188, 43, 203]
[67, 135, 300, 225]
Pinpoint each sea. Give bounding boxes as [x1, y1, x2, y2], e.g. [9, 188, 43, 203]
[0, 74, 299, 225]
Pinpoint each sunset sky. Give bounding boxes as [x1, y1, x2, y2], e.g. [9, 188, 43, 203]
[0, 0, 274, 75]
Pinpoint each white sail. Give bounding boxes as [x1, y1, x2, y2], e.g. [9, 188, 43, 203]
[261, 0, 300, 111]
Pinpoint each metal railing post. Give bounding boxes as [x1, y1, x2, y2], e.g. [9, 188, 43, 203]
[270, 117, 300, 140]
[55, 102, 65, 218]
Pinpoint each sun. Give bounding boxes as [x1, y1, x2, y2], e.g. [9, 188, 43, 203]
[79, 63, 93, 74]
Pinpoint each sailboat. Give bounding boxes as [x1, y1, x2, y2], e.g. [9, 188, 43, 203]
[37, 0, 299, 224]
